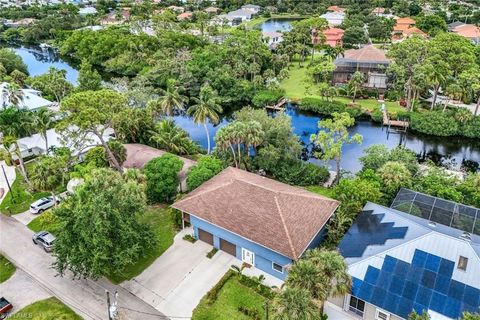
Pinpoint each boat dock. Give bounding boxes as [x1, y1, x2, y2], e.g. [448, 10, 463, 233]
[383, 109, 409, 132]
[266, 98, 287, 111]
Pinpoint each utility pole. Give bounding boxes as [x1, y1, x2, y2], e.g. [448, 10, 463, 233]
[106, 290, 112, 320]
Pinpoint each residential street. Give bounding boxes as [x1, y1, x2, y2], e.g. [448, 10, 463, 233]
[0, 214, 166, 320]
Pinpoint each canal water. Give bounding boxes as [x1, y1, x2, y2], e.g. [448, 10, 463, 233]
[259, 17, 300, 32]
[9, 46, 480, 173]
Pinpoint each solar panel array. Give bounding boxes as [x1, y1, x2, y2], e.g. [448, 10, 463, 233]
[352, 249, 480, 319]
[391, 188, 480, 236]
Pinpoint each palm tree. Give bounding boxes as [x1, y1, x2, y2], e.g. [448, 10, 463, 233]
[149, 119, 198, 155]
[148, 79, 188, 117]
[348, 71, 364, 103]
[272, 287, 319, 320]
[286, 248, 351, 315]
[0, 108, 33, 188]
[187, 84, 222, 154]
[1, 82, 24, 108]
[33, 107, 55, 154]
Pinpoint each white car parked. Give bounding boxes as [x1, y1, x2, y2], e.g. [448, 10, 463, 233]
[29, 196, 59, 214]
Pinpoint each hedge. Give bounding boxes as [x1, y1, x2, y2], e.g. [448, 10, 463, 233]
[298, 97, 362, 118]
[410, 111, 460, 137]
[252, 89, 285, 107]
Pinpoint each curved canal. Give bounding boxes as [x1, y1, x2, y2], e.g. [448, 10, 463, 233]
[9, 46, 480, 173]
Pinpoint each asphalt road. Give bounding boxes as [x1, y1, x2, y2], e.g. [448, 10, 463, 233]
[0, 214, 167, 320]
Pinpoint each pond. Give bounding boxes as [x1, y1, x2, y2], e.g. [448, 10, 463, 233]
[173, 105, 480, 173]
[10, 46, 480, 173]
[259, 18, 301, 32]
[11, 46, 79, 84]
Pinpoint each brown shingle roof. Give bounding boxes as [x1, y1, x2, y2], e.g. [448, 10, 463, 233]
[343, 45, 390, 63]
[172, 167, 339, 260]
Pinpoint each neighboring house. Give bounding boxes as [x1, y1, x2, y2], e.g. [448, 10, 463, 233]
[372, 7, 395, 18]
[100, 12, 122, 25]
[4, 18, 36, 28]
[172, 167, 339, 280]
[328, 189, 480, 320]
[177, 12, 193, 21]
[327, 5, 346, 13]
[167, 5, 185, 13]
[3, 127, 115, 161]
[262, 31, 283, 49]
[122, 143, 196, 192]
[241, 4, 261, 14]
[448, 21, 465, 31]
[211, 14, 240, 27]
[451, 24, 480, 45]
[332, 45, 390, 90]
[79, 7, 97, 15]
[391, 17, 424, 42]
[0, 83, 54, 111]
[320, 12, 345, 26]
[227, 9, 254, 21]
[319, 27, 345, 47]
[204, 6, 220, 14]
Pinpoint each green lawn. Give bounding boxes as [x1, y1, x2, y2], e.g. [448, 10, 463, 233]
[280, 62, 406, 114]
[0, 168, 50, 215]
[192, 272, 269, 320]
[0, 255, 16, 283]
[12, 297, 81, 320]
[108, 206, 177, 284]
[28, 210, 60, 234]
[305, 185, 336, 198]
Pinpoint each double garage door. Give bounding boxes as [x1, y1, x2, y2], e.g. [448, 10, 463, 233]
[197, 228, 236, 257]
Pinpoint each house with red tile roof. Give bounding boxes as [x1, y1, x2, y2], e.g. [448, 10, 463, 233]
[177, 11, 193, 21]
[320, 27, 345, 47]
[327, 5, 345, 13]
[391, 17, 427, 42]
[452, 24, 480, 45]
[172, 167, 339, 280]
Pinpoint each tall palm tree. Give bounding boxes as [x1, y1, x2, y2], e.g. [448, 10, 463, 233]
[0, 108, 33, 188]
[187, 84, 222, 154]
[148, 79, 188, 117]
[348, 71, 364, 103]
[286, 248, 351, 315]
[272, 287, 319, 320]
[149, 119, 198, 155]
[33, 107, 55, 154]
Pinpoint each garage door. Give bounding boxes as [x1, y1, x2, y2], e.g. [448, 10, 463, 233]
[220, 239, 236, 256]
[198, 229, 214, 245]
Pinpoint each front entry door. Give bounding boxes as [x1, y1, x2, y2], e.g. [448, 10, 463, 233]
[241, 248, 255, 266]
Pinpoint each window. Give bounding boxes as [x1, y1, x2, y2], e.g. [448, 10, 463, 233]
[272, 262, 283, 273]
[376, 309, 390, 320]
[348, 296, 365, 317]
[458, 256, 468, 271]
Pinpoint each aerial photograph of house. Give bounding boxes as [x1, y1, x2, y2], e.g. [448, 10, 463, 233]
[0, 0, 479, 319]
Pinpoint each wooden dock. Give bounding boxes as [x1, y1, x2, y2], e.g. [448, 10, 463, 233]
[383, 109, 409, 132]
[266, 98, 287, 111]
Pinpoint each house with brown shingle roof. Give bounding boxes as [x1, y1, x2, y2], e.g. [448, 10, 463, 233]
[172, 167, 339, 280]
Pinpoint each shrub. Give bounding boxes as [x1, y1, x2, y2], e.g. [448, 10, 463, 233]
[144, 154, 183, 203]
[273, 160, 330, 186]
[238, 274, 275, 299]
[186, 156, 225, 191]
[238, 306, 261, 320]
[251, 89, 284, 107]
[206, 248, 218, 259]
[370, 109, 383, 123]
[299, 97, 362, 118]
[204, 270, 235, 304]
[410, 111, 460, 136]
[461, 116, 480, 138]
[183, 234, 197, 243]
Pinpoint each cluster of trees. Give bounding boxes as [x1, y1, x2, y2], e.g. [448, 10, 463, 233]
[323, 144, 480, 247]
[387, 33, 480, 114]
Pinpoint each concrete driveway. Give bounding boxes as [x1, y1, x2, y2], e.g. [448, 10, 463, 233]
[122, 228, 237, 319]
[0, 269, 51, 312]
[0, 214, 165, 320]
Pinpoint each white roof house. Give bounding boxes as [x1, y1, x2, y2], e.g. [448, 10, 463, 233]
[227, 9, 253, 21]
[320, 12, 345, 26]
[241, 4, 261, 14]
[0, 83, 54, 111]
[79, 7, 97, 15]
[4, 127, 115, 160]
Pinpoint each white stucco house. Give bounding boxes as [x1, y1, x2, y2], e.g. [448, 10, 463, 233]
[320, 12, 345, 26]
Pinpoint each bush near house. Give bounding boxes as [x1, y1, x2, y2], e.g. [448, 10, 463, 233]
[251, 89, 285, 107]
[299, 97, 363, 118]
[192, 270, 272, 320]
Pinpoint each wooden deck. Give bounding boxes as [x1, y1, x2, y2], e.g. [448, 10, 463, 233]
[266, 98, 287, 111]
[383, 109, 409, 130]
